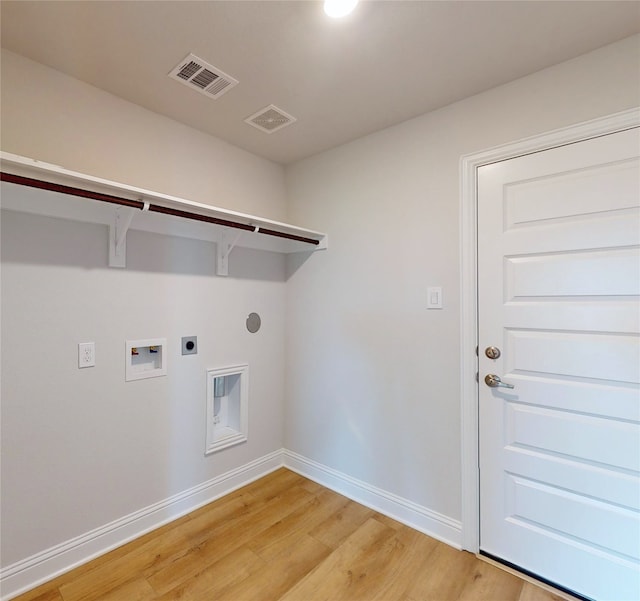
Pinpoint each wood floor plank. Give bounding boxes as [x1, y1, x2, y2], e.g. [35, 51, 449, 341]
[187, 483, 312, 548]
[366, 520, 440, 600]
[58, 527, 190, 601]
[246, 488, 350, 561]
[404, 541, 478, 601]
[171, 490, 257, 539]
[7, 515, 191, 601]
[308, 498, 375, 549]
[146, 485, 313, 594]
[11, 469, 571, 601]
[76, 577, 156, 601]
[9, 589, 63, 601]
[296, 476, 327, 495]
[518, 582, 567, 601]
[457, 559, 525, 601]
[140, 491, 259, 584]
[369, 511, 406, 531]
[216, 534, 331, 601]
[279, 517, 400, 601]
[154, 546, 265, 601]
[237, 467, 306, 501]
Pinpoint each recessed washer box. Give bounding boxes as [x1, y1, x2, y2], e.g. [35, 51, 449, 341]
[205, 364, 248, 454]
[126, 338, 167, 381]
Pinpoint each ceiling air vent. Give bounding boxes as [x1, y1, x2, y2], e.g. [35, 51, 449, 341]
[168, 53, 238, 100]
[245, 105, 297, 134]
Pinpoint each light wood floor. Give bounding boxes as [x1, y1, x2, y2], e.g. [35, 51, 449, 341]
[13, 468, 568, 601]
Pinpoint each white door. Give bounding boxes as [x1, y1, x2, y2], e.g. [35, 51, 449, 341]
[478, 127, 640, 601]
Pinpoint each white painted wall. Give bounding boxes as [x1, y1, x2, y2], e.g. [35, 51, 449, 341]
[284, 35, 640, 524]
[0, 207, 286, 568]
[0, 49, 287, 220]
[1, 32, 639, 583]
[0, 49, 288, 570]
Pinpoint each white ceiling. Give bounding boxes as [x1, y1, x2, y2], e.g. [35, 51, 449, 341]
[1, 1, 639, 165]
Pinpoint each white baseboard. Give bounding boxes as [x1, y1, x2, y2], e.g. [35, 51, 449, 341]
[0, 449, 284, 601]
[283, 450, 462, 549]
[2, 448, 462, 600]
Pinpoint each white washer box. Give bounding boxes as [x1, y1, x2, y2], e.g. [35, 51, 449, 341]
[125, 338, 167, 381]
[206, 364, 248, 454]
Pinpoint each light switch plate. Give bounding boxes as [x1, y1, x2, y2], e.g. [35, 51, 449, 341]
[427, 287, 443, 309]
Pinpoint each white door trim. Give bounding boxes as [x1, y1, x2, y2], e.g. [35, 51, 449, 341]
[458, 107, 640, 552]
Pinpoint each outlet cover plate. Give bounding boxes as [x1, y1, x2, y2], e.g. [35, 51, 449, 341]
[78, 342, 95, 368]
[182, 336, 198, 355]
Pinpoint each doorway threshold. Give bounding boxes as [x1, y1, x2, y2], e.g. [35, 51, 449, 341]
[478, 551, 592, 601]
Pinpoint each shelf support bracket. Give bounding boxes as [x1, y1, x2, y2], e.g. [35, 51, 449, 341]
[109, 206, 138, 268]
[216, 228, 246, 276]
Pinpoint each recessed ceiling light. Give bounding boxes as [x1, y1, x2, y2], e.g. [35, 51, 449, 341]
[324, 0, 359, 18]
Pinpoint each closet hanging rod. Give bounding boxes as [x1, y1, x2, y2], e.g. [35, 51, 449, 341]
[0, 172, 320, 246]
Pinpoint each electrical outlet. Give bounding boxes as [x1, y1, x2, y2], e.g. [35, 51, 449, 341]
[181, 336, 197, 355]
[78, 342, 95, 368]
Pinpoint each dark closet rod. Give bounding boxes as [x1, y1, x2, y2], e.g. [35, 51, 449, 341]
[0, 172, 320, 246]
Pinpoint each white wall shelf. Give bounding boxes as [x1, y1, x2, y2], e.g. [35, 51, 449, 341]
[0, 152, 327, 274]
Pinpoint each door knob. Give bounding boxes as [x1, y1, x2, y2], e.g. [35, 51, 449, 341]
[484, 374, 515, 389]
[485, 346, 501, 359]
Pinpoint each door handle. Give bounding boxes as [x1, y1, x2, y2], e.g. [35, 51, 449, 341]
[484, 374, 515, 389]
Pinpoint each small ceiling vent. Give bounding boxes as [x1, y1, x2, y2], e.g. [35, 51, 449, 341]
[168, 53, 238, 100]
[245, 105, 297, 134]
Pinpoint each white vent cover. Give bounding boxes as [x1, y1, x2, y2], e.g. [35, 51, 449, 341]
[169, 53, 238, 99]
[245, 105, 297, 134]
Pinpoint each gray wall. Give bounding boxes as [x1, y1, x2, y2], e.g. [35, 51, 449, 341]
[284, 34, 640, 523]
[0, 208, 287, 566]
[1, 33, 638, 571]
[0, 49, 289, 568]
[0, 49, 287, 220]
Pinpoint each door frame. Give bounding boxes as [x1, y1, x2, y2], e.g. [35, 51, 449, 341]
[458, 107, 640, 552]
